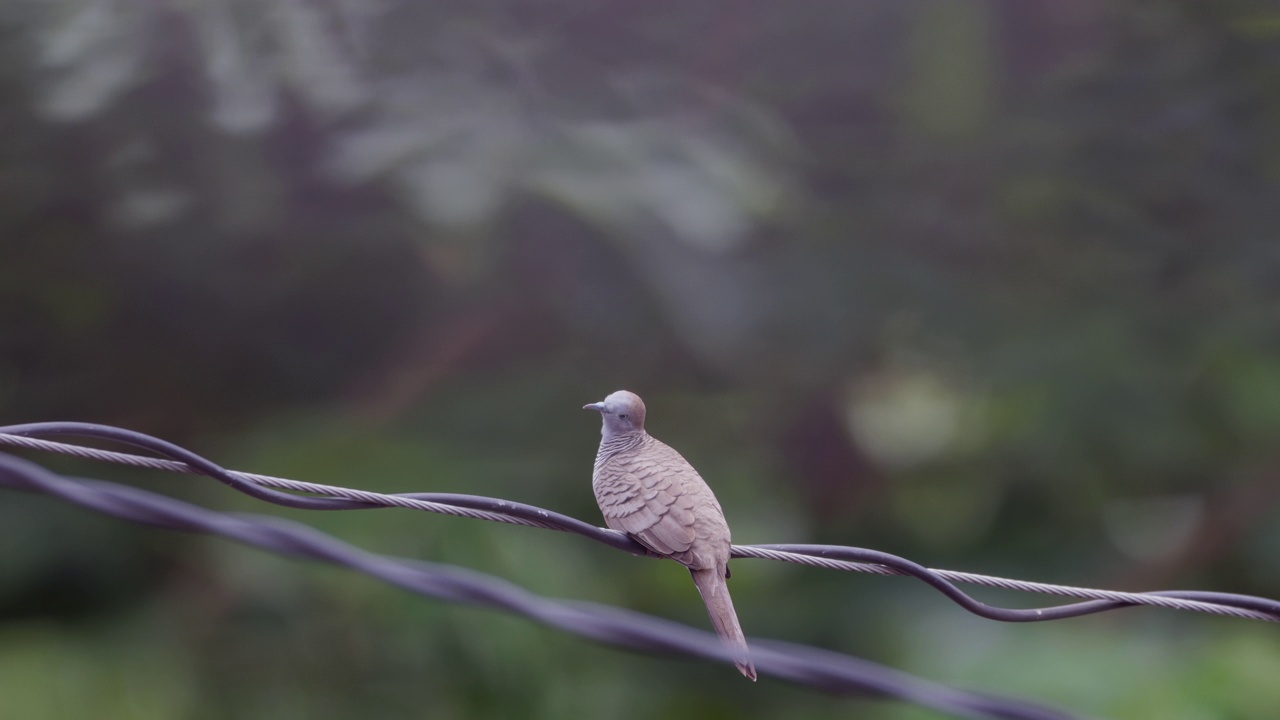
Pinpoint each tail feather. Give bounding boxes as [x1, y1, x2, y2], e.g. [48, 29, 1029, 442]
[690, 567, 757, 681]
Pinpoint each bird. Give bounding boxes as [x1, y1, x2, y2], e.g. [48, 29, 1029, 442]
[584, 390, 756, 681]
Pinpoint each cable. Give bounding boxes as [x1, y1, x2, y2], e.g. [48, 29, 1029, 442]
[1, 424, 1276, 624]
[0, 450, 1080, 720]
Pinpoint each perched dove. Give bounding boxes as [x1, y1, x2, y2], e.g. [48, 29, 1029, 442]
[584, 390, 756, 681]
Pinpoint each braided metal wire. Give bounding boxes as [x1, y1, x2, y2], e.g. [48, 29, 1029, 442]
[733, 547, 1277, 621]
[0, 433, 557, 528]
[1, 426, 1277, 626]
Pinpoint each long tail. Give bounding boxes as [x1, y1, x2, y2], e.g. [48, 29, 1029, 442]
[690, 567, 757, 681]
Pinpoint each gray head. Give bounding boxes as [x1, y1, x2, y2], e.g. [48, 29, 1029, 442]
[583, 390, 647, 438]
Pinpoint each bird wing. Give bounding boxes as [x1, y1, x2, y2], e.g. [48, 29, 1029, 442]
[595, 449, 702, 565]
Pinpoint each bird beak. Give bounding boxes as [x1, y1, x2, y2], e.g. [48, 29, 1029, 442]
[583, 402, 605, 412]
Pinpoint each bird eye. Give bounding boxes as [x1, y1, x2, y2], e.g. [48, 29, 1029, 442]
[618, 414, 628, 419]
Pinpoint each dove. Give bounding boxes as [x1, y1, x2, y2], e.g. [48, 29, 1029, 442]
[584, 390, 756, 681]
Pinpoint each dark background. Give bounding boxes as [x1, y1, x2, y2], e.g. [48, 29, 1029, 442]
[3, 1, 1280, 717]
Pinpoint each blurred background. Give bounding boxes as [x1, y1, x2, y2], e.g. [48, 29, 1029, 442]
[2, 1, 1280, 718]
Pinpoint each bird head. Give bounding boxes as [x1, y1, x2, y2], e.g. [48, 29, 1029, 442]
[584, 390, 647, 438]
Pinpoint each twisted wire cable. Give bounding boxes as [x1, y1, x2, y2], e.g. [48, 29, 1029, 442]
[0, 450, 1080, 720]
[0, 424, 1277, 625]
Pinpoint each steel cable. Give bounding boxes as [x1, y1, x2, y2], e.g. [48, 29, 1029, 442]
[0, 423, 1277, 626]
